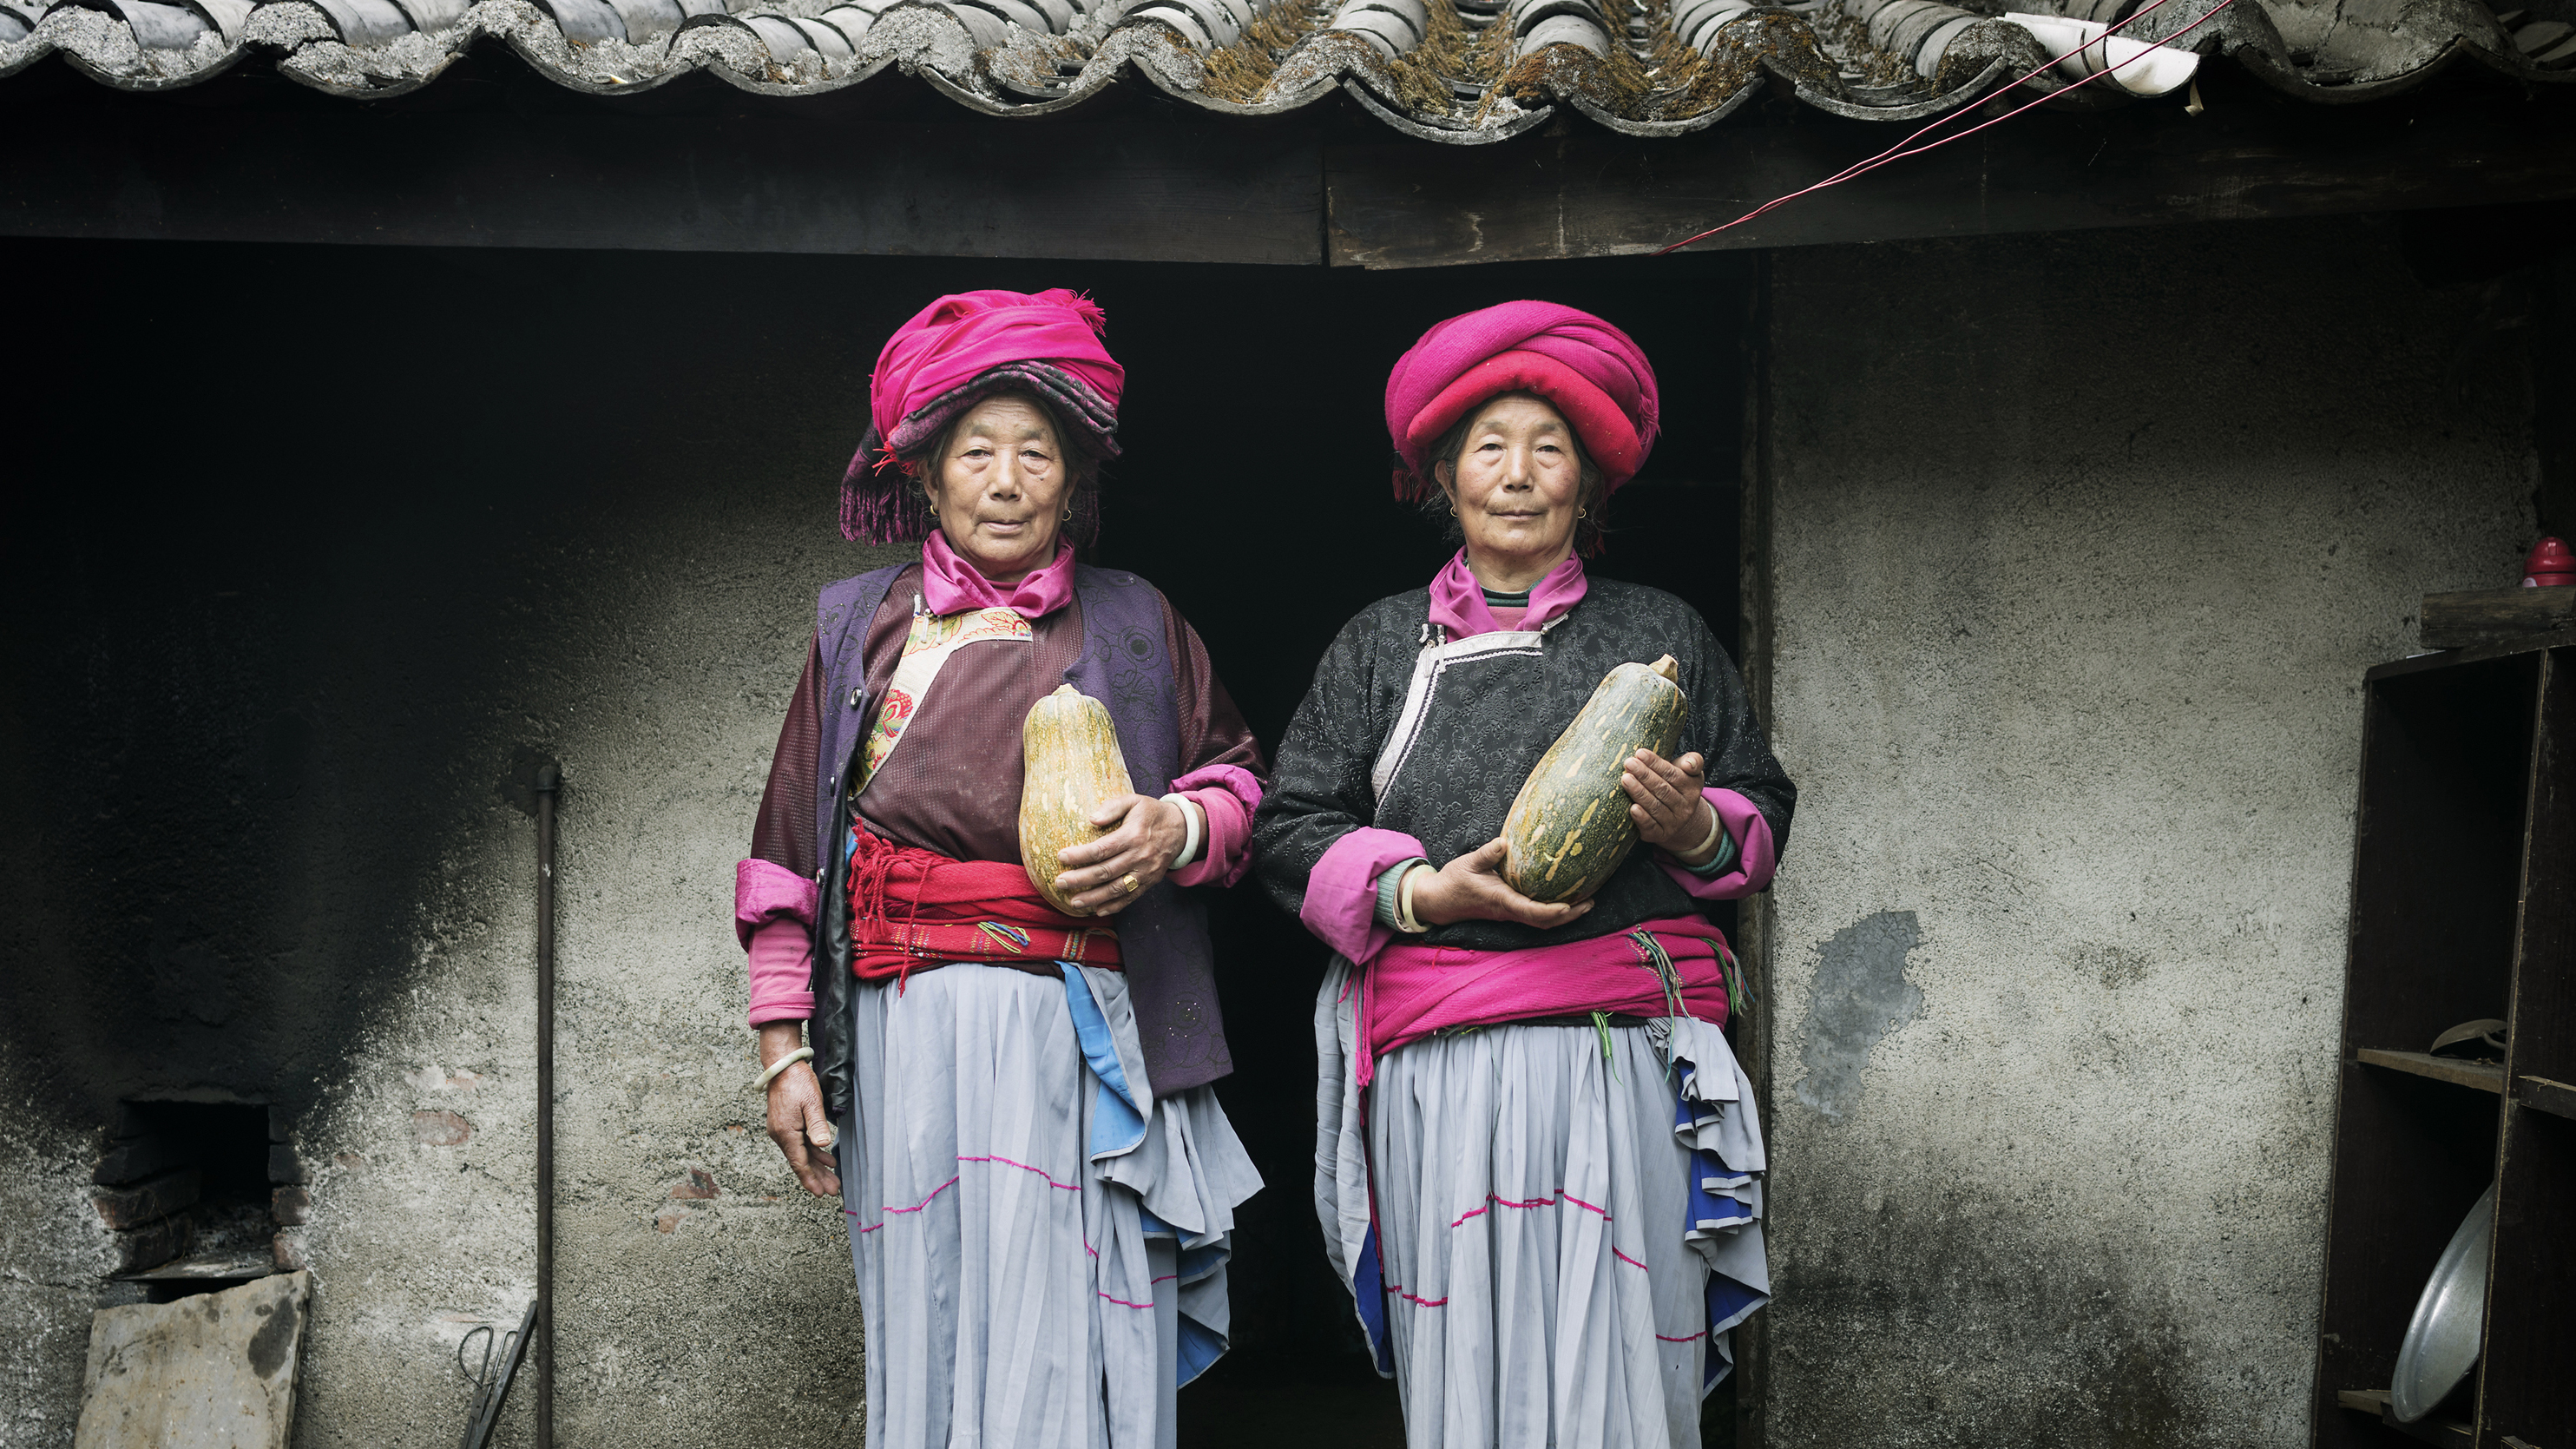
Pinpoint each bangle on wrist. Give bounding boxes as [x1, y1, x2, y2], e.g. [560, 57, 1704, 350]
[1161, 793, 1203, 870]
[1679, 800, 1724, 862]
[1396, 863, 1430, 934]
[754, 1045, 814, 1094]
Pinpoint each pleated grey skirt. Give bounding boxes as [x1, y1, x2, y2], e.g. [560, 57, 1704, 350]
[838, 962, 1261, 1449]
[1312, 959, 1771, 1449]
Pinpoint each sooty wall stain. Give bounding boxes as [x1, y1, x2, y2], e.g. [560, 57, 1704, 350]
[1795, 911, 1925, 1120]
[1775, 1188, 2192, 1449]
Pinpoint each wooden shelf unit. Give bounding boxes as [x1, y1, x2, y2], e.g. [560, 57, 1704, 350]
[2515, 1075, 2576, 1121]
[2352, 1050, 2507, 1095]
[2336, 1391, 2476, 1449]
[2312, 630, 2575, 1449]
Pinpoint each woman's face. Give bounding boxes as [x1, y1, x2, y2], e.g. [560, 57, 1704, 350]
[925, 394, 1069, 582]
[1436, 392, 1586, 584]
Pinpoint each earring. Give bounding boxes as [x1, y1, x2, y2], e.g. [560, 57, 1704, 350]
[1577, 507, 1588, 519]
[1061, 505, 1073, 522]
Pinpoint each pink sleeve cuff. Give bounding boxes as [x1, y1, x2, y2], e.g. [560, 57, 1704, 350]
[1302, 827, 1429, 965]
[737, 859, 820, 1027]
[746, 919, 816, 1026]
[736, 858, 818, 946]
[1659, 788, 1778, 901]
[1168, 763, 1264, 890]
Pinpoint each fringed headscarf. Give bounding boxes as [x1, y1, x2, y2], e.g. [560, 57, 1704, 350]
[840, 288, 1126, 544]
[1383, 300, 1659, 501]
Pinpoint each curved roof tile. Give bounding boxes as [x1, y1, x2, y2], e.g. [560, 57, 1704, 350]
[1, 0, 2569, 135]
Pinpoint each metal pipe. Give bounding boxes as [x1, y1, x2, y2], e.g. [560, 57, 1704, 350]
[533, 762, 561, 1449]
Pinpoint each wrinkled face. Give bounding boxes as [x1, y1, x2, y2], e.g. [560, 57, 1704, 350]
[924, 394, 1068, 583]
[1435, 392, 1585, 576]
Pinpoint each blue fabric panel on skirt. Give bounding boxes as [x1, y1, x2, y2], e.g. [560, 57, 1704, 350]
[1134, 1207, 1229, 1387]
[1061, 965, 1148, 1158]
[1174, 1315, 1225, 1386]
[1060, 965, 1230, 1388]
[1706, 1271, 1764, 1340]
[1690, 1148, 1757, 1232]
[1356, 1222, 1393, 1374]
[1176, 1239, 1219, 1276]
[1673, 1057, 1723, 1135]
[1672, 1050, 1767, 1392]
[1703, 1271, 1764, 1392]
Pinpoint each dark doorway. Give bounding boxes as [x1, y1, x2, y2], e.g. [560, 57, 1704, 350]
[7, 236, 1751, 1444]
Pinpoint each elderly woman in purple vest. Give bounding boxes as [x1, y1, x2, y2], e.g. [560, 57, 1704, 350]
[1252, 302, 1796, 1449]
[733, 289, 1267, 1449]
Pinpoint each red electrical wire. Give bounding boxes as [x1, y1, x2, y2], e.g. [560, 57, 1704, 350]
[1653, 0, 2238, 255]
[1736, 0, 2190, 199]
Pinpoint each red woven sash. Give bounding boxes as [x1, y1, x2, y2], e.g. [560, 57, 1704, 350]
[845, 825, 1120, 983]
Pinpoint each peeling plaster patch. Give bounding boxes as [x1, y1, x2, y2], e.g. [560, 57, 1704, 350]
[1795, 911, 1924, 1120]
[410, 1110, 471, 1145]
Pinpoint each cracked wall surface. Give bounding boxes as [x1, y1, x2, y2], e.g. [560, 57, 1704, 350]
[1759, 214, 2539, 1447]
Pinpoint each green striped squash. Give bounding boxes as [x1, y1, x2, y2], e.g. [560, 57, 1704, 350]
[1500, 655, 1688, 905]
[1020, 684, 1136, 917]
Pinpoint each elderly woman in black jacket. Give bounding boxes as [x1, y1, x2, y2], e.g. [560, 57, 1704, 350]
[1254, 300, 1794, 1449]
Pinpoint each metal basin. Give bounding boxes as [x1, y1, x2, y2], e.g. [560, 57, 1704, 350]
[2390, 1180, 2494, 1424]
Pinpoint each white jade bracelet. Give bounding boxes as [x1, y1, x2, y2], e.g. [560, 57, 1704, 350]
[1396, 863, 1430, 935]
[1161, 793, 1203, 870]
[1679, 800, 1725, 862]
[754, 1045, 814, 1094]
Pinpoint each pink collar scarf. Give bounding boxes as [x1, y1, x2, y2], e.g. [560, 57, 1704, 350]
[1427, 550, 1588, 640]
[920, 532, 1076, 619]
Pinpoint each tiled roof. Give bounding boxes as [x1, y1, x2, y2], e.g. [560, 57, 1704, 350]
[1, 0, 2567, 139]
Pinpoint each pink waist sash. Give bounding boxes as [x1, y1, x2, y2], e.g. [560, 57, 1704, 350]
[1356, 916, 1732, 1086]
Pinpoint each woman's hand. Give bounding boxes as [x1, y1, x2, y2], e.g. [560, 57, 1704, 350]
[1622, 748, 1718, 861]
[1055, 794, 1189, 916]
[760, 1021, 841, 1198]
[1410, 838, 1594, 930]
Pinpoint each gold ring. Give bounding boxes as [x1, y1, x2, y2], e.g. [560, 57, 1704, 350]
[1121, 873, 1141, 894]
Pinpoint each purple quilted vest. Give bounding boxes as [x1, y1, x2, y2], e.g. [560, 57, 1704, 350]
[810, 561, 1232, 1098]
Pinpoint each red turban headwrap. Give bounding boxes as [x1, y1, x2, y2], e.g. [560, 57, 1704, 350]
[842, 288, 1126, 543]
[1383, 300, 1659, 500]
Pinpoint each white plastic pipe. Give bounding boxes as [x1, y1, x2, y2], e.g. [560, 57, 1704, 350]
[2004, 9, 2198, 95]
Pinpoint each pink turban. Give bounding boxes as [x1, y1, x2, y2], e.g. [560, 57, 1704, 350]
[842, 288, 1126, 543]
[1384, 300, 1659, 499]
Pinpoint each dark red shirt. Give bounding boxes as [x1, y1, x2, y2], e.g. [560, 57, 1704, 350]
[749, 563, 1263, 878]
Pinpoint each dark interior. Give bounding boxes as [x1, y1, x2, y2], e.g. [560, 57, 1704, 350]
[106, 1099, 278, 1301]
[5, 235, 1752, 1441]
[2343, 657, 2536, 1051]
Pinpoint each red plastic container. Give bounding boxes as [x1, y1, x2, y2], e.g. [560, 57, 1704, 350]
[2527, 537, 2575, 589]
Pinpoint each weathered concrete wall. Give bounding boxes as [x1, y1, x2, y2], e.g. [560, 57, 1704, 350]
[1759, 215, 2539, 1448]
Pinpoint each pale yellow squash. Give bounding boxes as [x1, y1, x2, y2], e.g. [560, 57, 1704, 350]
[1019, 684, 1136, 917]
